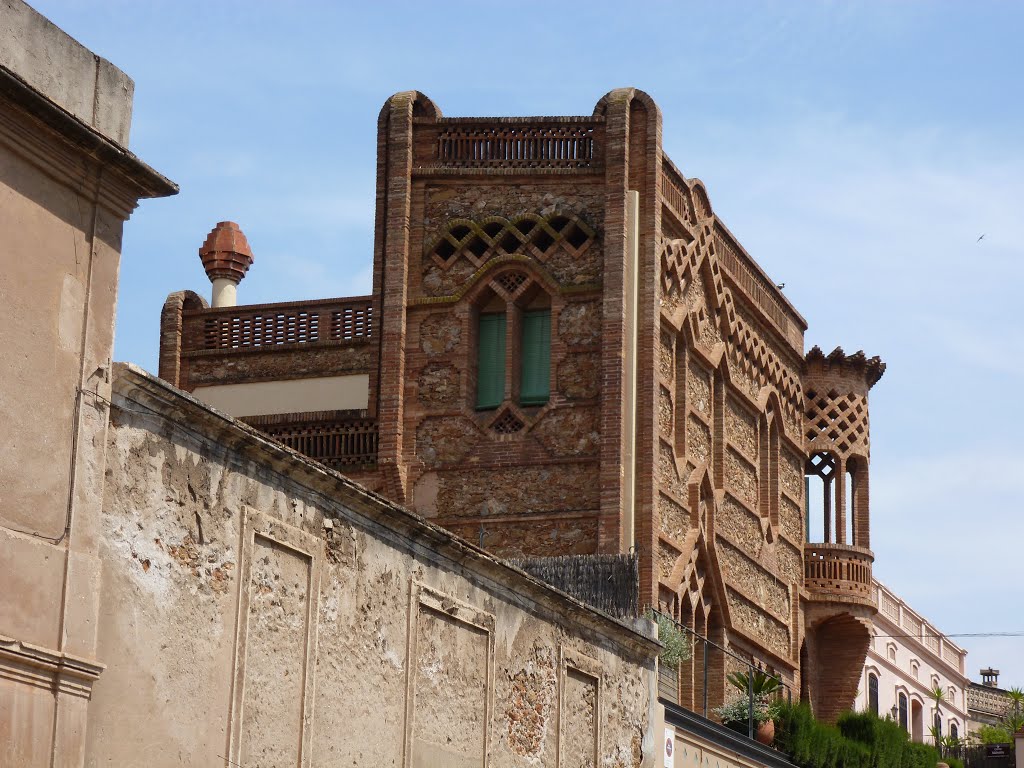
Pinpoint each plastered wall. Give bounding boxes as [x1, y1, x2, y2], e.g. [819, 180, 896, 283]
[89, 366, 658, 767]
[192, 373, 370, 417]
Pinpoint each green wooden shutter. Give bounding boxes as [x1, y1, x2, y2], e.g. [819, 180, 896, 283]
[476, 313, 506, 409]
[520, 309, 551, 406]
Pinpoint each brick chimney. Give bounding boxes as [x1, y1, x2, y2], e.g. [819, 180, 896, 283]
[199, 221, 253, 307]
[981, 667, 1000, 687]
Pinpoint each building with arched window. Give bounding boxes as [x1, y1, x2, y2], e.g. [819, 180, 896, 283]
[857, 580, 969, 745]
[159, 89, 887, 725]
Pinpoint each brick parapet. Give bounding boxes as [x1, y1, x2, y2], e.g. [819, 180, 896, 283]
[158, 290, 207, 388]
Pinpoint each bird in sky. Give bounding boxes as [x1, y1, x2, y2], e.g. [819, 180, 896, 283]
[977, 234, 986, 243]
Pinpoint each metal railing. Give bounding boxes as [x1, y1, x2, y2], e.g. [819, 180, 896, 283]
[651, 609, 792, 742]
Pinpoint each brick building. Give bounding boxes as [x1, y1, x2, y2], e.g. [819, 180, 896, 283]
[160, 89, 884, 722]
[967, 668, 1016, 736]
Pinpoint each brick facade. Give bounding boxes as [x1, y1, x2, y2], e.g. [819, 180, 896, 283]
[159, 88, 885, 721]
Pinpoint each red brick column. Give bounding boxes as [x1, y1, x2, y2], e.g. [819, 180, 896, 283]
[158, 290, 207, 388]
[595, 89, 629, 558]
[372, 91, 440, 504]
[594, 88, 663, 600]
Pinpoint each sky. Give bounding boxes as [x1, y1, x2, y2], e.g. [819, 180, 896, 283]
[32, 1, 1024, 687]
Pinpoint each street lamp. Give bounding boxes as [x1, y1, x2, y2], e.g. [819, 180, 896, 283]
[890, 704, 898, 721]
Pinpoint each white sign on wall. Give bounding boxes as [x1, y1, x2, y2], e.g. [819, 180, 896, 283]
[663, 725, 675, 768]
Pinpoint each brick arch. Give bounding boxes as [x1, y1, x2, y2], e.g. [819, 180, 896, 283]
[378, 90, 441, 125]
[687, 178, 714, 222]
[159, 290, 209, 387]
[459, 259, 558, 310]
[592, 86, 660, 121]
[670, 525, 730, 715]
[804, 613, 872, 723]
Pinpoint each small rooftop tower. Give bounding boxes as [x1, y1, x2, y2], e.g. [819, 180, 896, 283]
[981, 668, 1000, 687]
[199, 221, 253, 307]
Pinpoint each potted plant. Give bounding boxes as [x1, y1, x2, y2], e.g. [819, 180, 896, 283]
[714, 693, 781, 745]
[724, 670, 783, 744]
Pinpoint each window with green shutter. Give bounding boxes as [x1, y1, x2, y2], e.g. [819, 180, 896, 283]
[476, 313, 506, 409]
[519, 309, 550, 406]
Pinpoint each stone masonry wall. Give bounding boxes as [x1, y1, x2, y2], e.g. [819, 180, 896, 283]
[400, 169, 612, 556]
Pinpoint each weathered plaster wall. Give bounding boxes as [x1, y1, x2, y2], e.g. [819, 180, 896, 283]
[88, 366, 658, 767]
[0, 9, 175, 764]
[0, 0, 134, 145]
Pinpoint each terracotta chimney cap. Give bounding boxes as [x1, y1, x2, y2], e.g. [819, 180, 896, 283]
[199, 221, 254, 283]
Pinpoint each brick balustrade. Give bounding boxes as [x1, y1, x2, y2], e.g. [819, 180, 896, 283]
[181, 296, 374, 352]
[414, 117, 603, 170]
[803, 543, 874, 605]
[242, 411, 378, 469]
[175, 300, 378, 469]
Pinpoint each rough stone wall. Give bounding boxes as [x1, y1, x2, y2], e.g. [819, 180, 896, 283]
[86, 366, 657, 767]
[185, 342, 375, 387]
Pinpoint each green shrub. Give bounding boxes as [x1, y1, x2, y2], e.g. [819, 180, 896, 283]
[775, 702, 940, 768]
[646, 610, 691, 667]
[944, 757, 964, 768]
[977, 723, 1012, 744]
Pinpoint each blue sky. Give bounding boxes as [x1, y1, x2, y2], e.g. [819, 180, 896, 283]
[34, 1, 1024, 687]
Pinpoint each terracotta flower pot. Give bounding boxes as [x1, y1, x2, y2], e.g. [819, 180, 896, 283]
[756, 719, 775, 746]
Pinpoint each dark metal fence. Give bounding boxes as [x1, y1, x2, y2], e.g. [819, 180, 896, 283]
[510, 554, 638, 620]
[943, 743, 1016, 768]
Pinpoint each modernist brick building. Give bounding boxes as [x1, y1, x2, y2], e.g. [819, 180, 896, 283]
[160, 89, 885, 722]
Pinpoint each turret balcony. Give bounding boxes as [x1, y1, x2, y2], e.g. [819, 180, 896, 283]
[803, 543, 875, 608]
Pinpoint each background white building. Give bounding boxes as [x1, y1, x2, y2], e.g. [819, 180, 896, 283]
[856, 579, 969, 745]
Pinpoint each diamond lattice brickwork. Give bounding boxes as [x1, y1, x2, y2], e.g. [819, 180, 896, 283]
[426, 214, 595, 270]
[803, 388, 869, 457]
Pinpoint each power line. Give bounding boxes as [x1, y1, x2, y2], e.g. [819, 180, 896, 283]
[872, 632, 1024, 639]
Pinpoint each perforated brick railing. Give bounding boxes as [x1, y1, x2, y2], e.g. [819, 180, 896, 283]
[182, 297, 373, 351]
[422, 119, 600, 169]
[243, 412, 378, 469]
[803, 543, 873, 604]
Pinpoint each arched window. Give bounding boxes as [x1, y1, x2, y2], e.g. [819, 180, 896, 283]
[759, 405, 780, 528]
[868, 673, 879, 715]
[519, 306, 551, 405]
[805, 451, 837, 542]
[911, 698, 923, 742]
[474, 274, 551, 410]
[950, 722, 958, 741]
[898, 693, 908, 731]
[476, 309, 507, 409]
